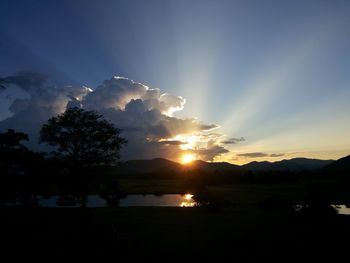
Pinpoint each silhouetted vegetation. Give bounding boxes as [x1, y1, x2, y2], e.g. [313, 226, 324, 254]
[0, 129, 30, 176]
[0, 129, 47, 202]
[296, 185, 338, 216]
[259, 195, 294, 213]
[39, 107, 127, 206]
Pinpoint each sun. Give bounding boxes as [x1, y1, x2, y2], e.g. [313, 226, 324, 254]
[181, 154, 196, 164]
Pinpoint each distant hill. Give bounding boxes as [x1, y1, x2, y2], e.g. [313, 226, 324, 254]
[241, 161, 272, 171]
[118, 158, 241, 174]
[118, 157, 336, 174]
[119, 158, 182, 174]
[243, 158, 334, 171]
[189, 160, 241, 172]
[324, 155, 350, 172]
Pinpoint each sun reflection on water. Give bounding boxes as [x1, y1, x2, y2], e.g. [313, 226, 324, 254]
[180, 193, 197, 207]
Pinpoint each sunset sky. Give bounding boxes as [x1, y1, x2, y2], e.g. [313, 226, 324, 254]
[1, 0, 350, 164]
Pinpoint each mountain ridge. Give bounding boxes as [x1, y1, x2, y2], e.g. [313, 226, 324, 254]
[324, 154, 350, 172]
[118, 156, 339, 173]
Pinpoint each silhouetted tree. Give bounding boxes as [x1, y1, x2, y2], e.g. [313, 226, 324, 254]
[0, 129, 29, 176]
[0, 129, 44, 202]
[0, 129, 28, 150]
[40, 107, 127, 206]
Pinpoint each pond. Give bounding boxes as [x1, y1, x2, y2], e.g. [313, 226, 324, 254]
[4, 194, 198, 208]
[336, 205, 350, 215]
[294, 204, 350, 215]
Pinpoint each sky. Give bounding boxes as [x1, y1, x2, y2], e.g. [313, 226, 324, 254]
[0, 0, 350, 164]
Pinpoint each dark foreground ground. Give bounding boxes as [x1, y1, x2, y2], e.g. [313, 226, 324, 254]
[1, 207, 350, 262]
[1, 181, 350, 261]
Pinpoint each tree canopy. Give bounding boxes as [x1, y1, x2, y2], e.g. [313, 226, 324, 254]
[0, 129, 29, 151]
[0, 129, 42, 178]
[40, 107, 127, 169]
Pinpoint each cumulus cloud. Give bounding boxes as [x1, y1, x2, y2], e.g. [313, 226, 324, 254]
[83, 76, 185, 116]
[237, 152, 285, 158]
[0, 72, 92, 148]
[0, 73, 230, 161]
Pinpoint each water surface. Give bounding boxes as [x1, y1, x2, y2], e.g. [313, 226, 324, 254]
[294, 204, 350, 215]
[5, 194, 197, 208]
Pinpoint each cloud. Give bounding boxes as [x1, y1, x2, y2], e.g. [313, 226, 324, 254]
[159, 140, 186, 146]
[237, 152, 268, 158]
[0, 72, 48, 96]
[221, 137, 245, 144]
[269, 153, 285, 157]
[85, 77, 221, 160]
[0, 81, 6, 90]
[0, 73, 229, 161]
[83, 76, 185, 116]
[192, 145, 229, 162]
[237, 152, 285, 158]
[0, 72, 92, 148]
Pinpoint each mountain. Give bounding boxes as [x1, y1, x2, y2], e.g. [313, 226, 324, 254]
[118, 158, 240, 174]
[242, 161, 272, 171]
[243, 158, 334, 171]
[118, 157, 336, 174]
[189, 160, 241, 172]
[119, 158, 182, 174]
[324, 155, 350, 172]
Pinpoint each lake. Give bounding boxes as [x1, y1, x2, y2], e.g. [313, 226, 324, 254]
[294, 204, 350, 215]
[5, 194, 198, 208]
[4, 196, 350, 214]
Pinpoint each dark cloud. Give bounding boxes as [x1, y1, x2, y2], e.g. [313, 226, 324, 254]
[0, 80, 6, 90]
[0, 72, 48, 96]
[221, 137, 245, 144]
[237, 152, 285, 158]
[192, 145, 229, 161]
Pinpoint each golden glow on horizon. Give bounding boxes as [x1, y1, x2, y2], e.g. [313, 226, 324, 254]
[213, 149, 350, 165]
[181, 153, 196, 164]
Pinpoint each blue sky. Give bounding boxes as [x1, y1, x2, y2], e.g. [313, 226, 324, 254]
[1, 0, 350, 163]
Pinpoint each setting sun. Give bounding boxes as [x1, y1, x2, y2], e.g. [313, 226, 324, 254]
[181, 154, 196, 164]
